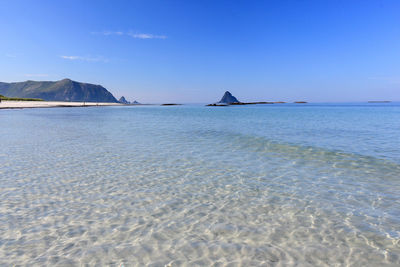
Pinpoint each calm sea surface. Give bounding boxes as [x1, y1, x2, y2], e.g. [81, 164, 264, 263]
[0, 103, 399, 266]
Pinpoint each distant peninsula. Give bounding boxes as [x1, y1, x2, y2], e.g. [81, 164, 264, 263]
[0, 78, 118, 102]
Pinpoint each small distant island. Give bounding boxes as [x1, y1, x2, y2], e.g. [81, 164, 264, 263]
[118, 96, 141, 105]
[118, 96, 130, 104]
[206, 91, 288, 106]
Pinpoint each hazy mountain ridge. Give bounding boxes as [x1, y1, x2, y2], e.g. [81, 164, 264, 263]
[0, 79, 118, 102]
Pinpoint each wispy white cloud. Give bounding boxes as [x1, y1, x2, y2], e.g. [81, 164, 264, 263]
[24, 74, 49, 77]
[128, 33, 167, 39]
[91, 31, 124, 36]
[5, 53, 19, 58]
[60, 55, 109, 62]
[92, 30, 167, 39]
[60, 55, 80, 60]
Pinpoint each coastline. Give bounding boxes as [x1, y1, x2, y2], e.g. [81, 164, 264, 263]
[0, 100, 125, 109]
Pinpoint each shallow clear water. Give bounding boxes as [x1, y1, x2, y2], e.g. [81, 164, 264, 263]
[0, 103, 399, 266]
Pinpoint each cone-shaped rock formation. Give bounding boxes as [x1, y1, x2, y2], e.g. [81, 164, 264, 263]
[218, 91, 240, 104]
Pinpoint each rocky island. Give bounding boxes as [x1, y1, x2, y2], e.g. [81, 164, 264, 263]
[118, 96, 130, 104]
[219, 91, 240, 104]
[207, 91, 285, 106]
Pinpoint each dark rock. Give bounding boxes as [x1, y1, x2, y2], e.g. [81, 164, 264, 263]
[206, 101, 277, 106]
[206, 91, 287, 106]
[132, 100, 140, 104]
[118, 96, 130, 104]
[206, 103, 229, 106]
[218, 91, 240, 104]
[294, 101, 308, 103]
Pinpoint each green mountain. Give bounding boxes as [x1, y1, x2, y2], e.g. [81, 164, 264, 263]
[0, 78, 118, 102]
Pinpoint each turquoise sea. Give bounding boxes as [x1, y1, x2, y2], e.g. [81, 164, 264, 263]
[1, 103, 399, 266]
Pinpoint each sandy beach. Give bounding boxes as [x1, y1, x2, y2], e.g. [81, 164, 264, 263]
[0, 100, 124, 109]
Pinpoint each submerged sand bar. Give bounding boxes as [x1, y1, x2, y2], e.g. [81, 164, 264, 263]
[0, 100, 124, 109]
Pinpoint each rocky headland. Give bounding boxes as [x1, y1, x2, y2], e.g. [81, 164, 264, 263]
[0, 78, 118, 103]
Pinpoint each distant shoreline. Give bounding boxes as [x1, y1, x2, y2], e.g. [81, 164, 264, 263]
[0, 101, 188, 109]
[0, 100, 125, 109]
[1, 100, 397, 110]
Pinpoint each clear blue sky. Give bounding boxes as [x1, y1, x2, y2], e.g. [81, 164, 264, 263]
[1, 0, 399, 102]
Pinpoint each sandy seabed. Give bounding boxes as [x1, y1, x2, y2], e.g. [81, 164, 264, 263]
[1, 104, 399, 266]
